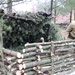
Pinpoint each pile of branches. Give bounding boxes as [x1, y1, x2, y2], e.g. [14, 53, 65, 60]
[0, 9, 58, 48]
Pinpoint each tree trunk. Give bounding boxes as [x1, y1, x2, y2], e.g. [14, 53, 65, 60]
[70, 10, 72, 23]
[54, 0, 56, 23]
[7, 0, 12, 14]
[74, 10, 75, 20]
[48, 0, 53, 41]
[0, 19, 7, 75]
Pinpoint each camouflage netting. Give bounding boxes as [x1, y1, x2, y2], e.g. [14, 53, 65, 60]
[0, 9, 59, 48]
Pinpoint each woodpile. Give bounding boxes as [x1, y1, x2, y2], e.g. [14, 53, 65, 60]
[0, 40, 75, 75]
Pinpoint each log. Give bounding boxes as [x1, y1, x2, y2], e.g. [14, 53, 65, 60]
[23, 68, 51, 75]
[53, 54, 74, 62]
[54, 42, 74, 47]
[17, 66, 51, 74]
[7, 62, 17, 69]
[54, 57, 74, 65]
[53, 40, 75, 44]
[25, 40, 75, 47]
[54, 60, 75, 70]
[5, 56, 16, 61]
[55, 70, 73, 75]
[54, 61, 74, 73]
[56, 47, 75, 52]
[25, 42, 51, 47]
[18, 58, 51, 69]
[21, 57, 36, 62]
[22, 51, 51, 58]
[3, 48, 21, 57]
[24, 45, 51, 53]
[16, 70, 21, 75]
[22, 52, 36, 58]
[3, 48, 22, 58]
[18, 56, 50, 63]
[54, 65, 74, 73]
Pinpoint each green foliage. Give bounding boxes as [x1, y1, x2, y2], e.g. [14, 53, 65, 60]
[0, 18, 4, 27]
[66, 0, 75, 10]
[37, 0, 75, 15]
[54, 0, 75, 15]
[48, 23, 58, 41]
[1, 12, 58, 48]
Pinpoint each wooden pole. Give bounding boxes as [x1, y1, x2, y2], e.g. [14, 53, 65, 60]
[0, 18, 7, 74]
[51, 41, 54, 75]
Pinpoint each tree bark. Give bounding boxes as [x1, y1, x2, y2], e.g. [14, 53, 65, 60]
[7, 0, 12, 14]
[3, 48, 21, 57]
[22, 58, 51, 69]
[0, 19, 7, 75]
[70, 10, 72, 23]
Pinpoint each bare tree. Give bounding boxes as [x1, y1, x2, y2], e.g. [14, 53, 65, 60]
[7, 0, 12, 14]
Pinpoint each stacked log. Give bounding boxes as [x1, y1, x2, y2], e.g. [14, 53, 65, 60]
[52, 40, 75, 74]
[0, 48, 22, 75]
[17, 43, 52, 75]
[15, 40, 75, 75]
[23, 40, 75, 75]
[0, 40, 75, 75]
